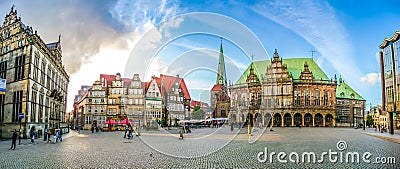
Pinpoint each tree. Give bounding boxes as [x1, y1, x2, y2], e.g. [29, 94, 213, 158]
[193, 105, 201, 112]
[192, 108, 205, 120]
[366, 114, 374, 127]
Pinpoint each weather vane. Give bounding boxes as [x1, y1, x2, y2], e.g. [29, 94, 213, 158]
[310, 49, 316, 59]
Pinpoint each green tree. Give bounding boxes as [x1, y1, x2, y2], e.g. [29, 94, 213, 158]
[192, 108, 205, 120]
[366, 114, 374, 127]
[193, 105, 201, 111]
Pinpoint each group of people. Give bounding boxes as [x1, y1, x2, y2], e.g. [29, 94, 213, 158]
[9, 126, 64, 150]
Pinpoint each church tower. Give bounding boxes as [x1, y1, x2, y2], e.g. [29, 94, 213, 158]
[210, 38, 230, 118]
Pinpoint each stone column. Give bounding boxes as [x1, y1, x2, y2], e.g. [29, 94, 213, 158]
[312, 114, 315, 127]
[323, 114, 326, 127]
[271, 113, 274, 126]
[281, 114, 284, 127]
[302, 114, 305, 126]
[291, 113, 294, 126]
[333, 114, 336, 126]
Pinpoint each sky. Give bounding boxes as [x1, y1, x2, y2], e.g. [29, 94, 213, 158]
[0, 0, 399, 112]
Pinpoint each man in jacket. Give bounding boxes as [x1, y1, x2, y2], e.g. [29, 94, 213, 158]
[9, 129, 17, 150]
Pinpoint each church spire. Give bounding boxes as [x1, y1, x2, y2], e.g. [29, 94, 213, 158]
[216, 38, 227, 87]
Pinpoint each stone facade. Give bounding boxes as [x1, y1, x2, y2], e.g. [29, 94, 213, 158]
[229, 50, 337, 127]
[0, 7, 69, 138]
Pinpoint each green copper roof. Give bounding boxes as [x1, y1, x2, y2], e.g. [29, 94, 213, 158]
[216, 39, 227, 86]
[236, 58, 329, 84]
[336, 78, 365, 100]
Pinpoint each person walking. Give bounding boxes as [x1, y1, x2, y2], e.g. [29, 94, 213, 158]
[128, 125, 133, 139]
[9, 129, 17, 150]
[124, 125, 128, 138]
[43, 126, 48, 142]
[30, 127, 35, 144]
[59, 128, 63, 142]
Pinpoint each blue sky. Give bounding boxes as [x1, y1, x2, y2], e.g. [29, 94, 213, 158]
[1, 0, 399, 111]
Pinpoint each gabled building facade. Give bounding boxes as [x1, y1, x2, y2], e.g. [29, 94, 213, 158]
[230, 50, 337, 127]
[0, 7, 69, 138]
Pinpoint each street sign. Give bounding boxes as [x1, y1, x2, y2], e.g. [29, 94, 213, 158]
[18, 113, 24, 119]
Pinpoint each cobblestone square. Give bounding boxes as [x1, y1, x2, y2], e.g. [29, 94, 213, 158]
[0, 127, 399, 168]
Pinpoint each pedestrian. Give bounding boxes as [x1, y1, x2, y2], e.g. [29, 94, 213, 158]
[128, 125, 133, 139]
[47, 128, 51, 143]
[91, 126, 94, 133]
[95, 126, 99, 132]
[124, 125, 128, 138]
[59, 128, 63, 142]
[55, 129, 59, 143]
[9, 129, 17, 150]
[44, 126, 48, 142]
[30, 127, 35, 144]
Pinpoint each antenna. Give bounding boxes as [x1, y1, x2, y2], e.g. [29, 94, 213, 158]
[251, 53, 255, 62]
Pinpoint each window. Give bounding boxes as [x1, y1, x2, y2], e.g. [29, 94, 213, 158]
[41, 63, 46, 84]
[294, 90, 301, 105]
[314, 90, 320, 106]
[323, 91, 329, 105]
[12, 91, 23, 122]
[14, 55, 25, 81]
[3, 46, 8, 53]
[38, 93, 43, 122]
[30, 91, 37, 122]
[47, 68, 51, 89]
[87, 106, 91, 113]
[304, 90, 310, 106]
[33, 56, 39, 81]
[0, 61, 7, 79]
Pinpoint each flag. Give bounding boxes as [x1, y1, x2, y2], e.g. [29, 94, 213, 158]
[0, 78, 6, 95]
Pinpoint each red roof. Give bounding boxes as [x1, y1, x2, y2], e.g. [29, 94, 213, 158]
[180, 78, 190, 100]
[100, 74, 132, 88]
[145, 74, 191, 100]
[211, 84, 222, 91]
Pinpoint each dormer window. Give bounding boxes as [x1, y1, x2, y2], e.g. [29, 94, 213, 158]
[351, 93, 355, 99]
[340, 92, 345, 98]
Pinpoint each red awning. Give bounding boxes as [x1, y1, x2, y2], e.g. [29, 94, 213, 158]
[104, 119, 117, 124]
[119, 118, 132, 125]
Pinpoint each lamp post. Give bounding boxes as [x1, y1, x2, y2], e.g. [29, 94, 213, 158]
[18, 116, 21, 145]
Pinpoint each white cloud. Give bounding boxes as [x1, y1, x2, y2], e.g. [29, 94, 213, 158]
[251, 0, 363, 88]
[360, 73, 381, 86]
[316, 56, 324, 67]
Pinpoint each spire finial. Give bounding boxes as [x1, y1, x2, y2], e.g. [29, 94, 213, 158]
[273, 49, 279, 59]
[219, 37, 224, 54]
[251, 53, 254, 62]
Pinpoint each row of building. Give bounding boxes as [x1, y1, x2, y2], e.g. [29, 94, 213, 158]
[71, 73, 195, 130]
[0, 7, 69, 138]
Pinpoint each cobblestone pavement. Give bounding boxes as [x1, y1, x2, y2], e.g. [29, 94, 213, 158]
[0, 127, 399, 168]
